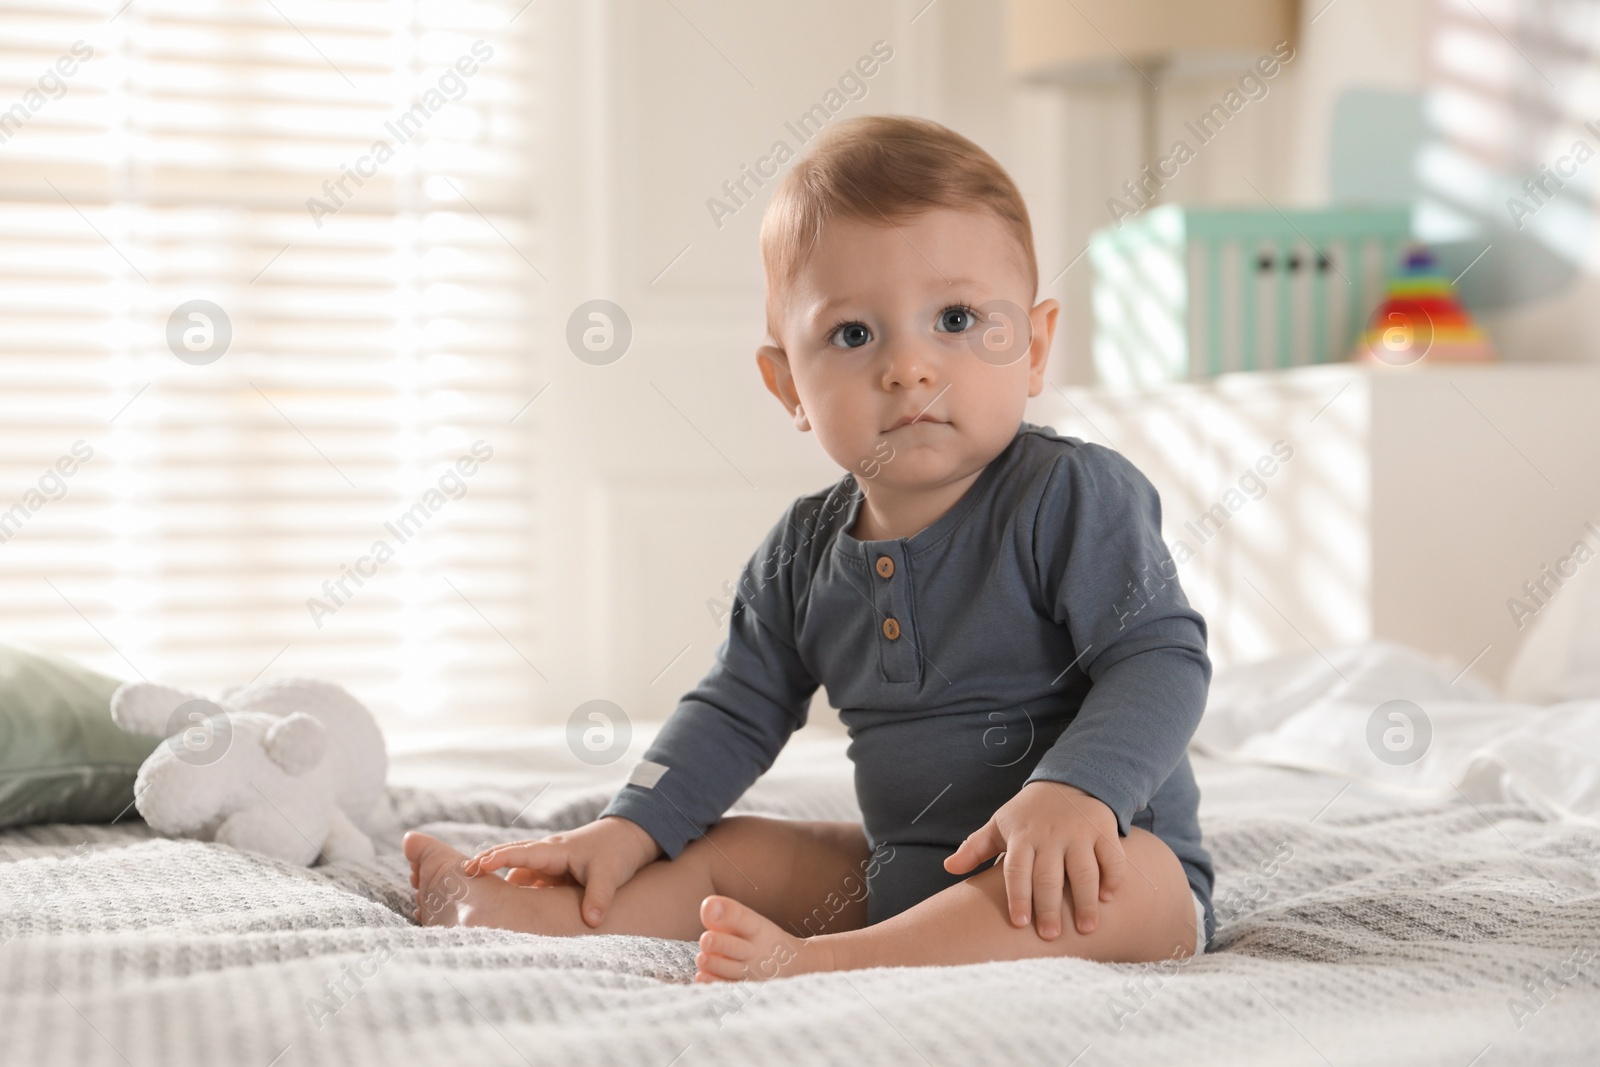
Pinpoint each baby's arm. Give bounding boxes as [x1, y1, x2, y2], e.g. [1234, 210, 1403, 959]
[1024, 445, 1211, 827]
[599, 503, 820, 862]
[474, 502, 821, 926]
[954, 445, 1210, 937]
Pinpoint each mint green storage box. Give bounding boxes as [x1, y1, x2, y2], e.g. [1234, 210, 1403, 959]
[1088, 204, 1412, 390]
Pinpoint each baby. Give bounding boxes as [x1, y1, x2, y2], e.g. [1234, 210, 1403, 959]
[405, 114, 1216, 981]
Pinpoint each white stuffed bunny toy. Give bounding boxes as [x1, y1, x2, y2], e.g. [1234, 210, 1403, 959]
[109, 677, 391, 866]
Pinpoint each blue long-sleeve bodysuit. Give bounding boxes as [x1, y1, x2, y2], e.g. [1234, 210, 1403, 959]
[599, 420, 1217, 946]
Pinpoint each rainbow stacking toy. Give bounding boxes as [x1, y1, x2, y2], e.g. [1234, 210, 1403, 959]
[1354, 246, 1495, 366]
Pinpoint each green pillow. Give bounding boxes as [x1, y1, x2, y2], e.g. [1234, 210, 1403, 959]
[0, 643, 159, 828]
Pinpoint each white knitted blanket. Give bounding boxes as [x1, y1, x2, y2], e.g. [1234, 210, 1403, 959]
[2, 737, 1598, 1067]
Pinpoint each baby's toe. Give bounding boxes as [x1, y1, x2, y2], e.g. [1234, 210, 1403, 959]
[695, 949, 750, 982]
[402, 830, 430, 865]
[407, 834, 475, 926]
[700, 895, 762, 937]
[415, 836, 467, 883]
[403, 832, 429, 888]
[698, 928, 758, 962]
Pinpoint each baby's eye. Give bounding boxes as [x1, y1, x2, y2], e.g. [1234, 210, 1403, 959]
[936, 305, 978, 333]
[829, 322, 872, 349]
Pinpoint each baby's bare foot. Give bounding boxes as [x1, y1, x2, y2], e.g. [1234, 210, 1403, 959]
[694, 895, 836, 982]
[403, 831, 565, 932]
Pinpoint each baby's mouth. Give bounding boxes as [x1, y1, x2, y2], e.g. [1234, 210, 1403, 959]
[885, 415, 948, 432]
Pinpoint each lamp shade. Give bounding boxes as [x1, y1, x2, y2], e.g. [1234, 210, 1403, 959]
[1006, 0, 1298, 84]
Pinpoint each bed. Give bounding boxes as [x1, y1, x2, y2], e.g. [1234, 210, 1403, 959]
[3, 640, 1599, 1066]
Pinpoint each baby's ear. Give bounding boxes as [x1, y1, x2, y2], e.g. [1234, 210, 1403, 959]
[756, 345, 808, 431]
[755, 343, 787, 386]
[1026, 298, 1060, 397]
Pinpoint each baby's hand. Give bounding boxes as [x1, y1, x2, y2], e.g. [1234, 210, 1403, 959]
[465, 815, 663, 928]
[943, 781, 1126, 940]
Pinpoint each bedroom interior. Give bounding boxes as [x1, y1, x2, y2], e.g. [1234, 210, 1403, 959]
[3, 0, 1600, 1063]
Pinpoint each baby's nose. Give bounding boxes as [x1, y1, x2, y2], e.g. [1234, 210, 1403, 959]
[879, 341, 938, 385]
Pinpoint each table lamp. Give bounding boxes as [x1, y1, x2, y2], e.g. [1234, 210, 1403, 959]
[1005, 0, 1298, 201]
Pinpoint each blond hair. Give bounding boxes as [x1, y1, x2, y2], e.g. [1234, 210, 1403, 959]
[759, 115, 1038, 345]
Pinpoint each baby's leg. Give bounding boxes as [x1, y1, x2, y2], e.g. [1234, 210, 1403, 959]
[695, 825, 1199, 980]
[405, 816, 874, 943]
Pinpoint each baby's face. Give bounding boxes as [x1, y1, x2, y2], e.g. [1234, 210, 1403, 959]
[758, 206, 1056, 495]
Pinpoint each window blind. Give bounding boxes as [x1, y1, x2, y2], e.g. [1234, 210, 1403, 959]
[0, 0, 542, 726]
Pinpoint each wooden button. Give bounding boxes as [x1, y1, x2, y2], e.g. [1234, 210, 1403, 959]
[875, 555, 895, 579]
[882, 616, 900, 640]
